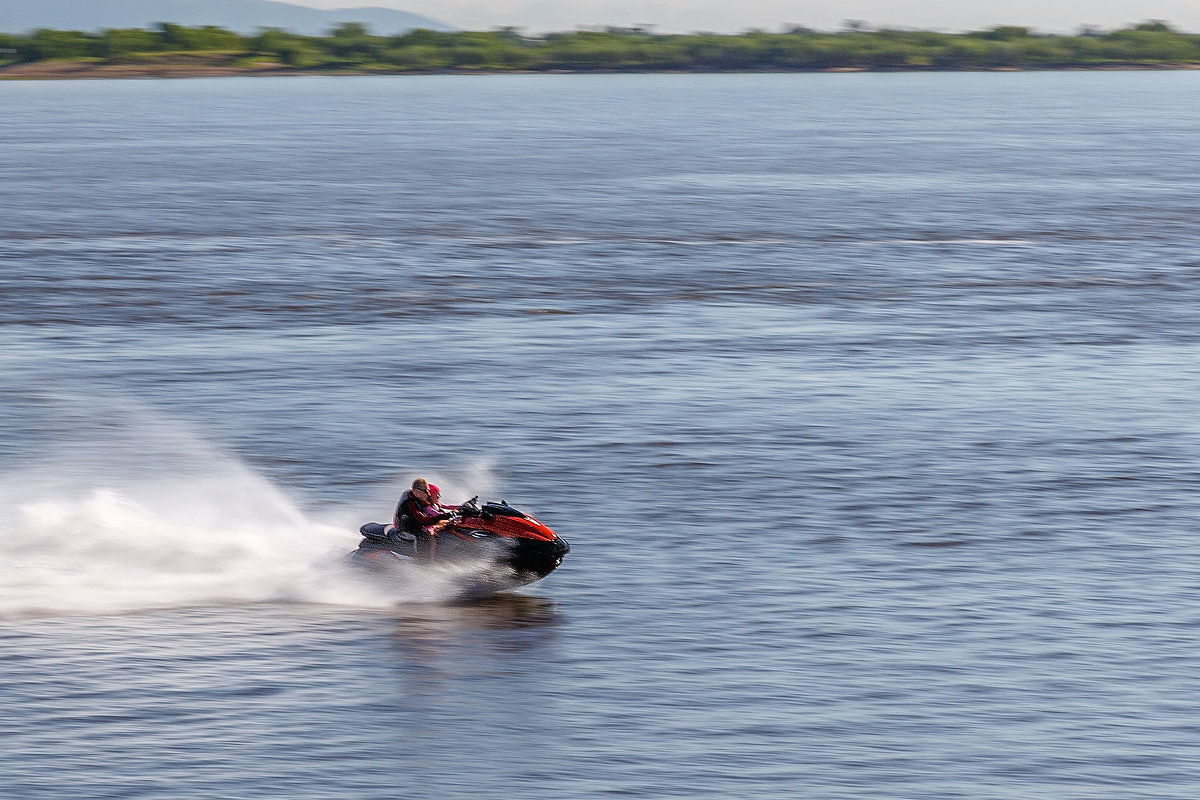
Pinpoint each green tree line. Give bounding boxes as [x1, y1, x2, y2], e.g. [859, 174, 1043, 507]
[2, 20, 1199, 71]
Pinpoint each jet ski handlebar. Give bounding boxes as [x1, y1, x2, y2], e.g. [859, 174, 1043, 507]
[457, 496, 482, 518]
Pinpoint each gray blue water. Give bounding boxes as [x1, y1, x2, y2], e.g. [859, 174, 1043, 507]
[3, 71, 1200, 798]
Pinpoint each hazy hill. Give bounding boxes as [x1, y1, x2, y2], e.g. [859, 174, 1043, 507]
[0, 0, 453, 35]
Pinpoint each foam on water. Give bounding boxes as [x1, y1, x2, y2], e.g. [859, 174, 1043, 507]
[0, 405, 502, 618]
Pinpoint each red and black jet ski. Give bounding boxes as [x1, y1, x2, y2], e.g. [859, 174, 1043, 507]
[351, 496, 569, 592]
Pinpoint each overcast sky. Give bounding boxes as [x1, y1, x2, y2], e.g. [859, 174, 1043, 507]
[293, 0, 1200, 34]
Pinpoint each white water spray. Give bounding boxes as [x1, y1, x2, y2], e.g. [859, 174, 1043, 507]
[0, 409, 502, 618]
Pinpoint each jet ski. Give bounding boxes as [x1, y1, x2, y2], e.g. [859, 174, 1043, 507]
[350, 496, 569, 593]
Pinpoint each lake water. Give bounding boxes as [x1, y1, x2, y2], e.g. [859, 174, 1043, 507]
[3, 71, 1200, 799]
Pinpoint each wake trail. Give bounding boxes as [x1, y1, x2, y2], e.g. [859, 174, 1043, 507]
[0, 409, 499, 618]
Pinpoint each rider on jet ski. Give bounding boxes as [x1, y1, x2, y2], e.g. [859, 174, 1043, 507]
[393, 478, 458, 555]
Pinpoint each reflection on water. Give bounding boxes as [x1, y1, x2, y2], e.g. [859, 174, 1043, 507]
[388, 593, 562, 669]
[450, 592, 562, 627]
[394, 592, 562, 631]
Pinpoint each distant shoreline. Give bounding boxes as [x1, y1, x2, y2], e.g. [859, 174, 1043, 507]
[4, 23, 1200, 79]
[4, 58, 1200, 81]
[0, 57, 304, 80]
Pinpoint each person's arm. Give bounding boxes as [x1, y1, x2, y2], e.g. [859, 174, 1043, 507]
[410, 500, 450, 525]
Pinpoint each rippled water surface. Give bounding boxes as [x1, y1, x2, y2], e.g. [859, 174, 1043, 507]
[3, 72, 1200, 798]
